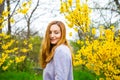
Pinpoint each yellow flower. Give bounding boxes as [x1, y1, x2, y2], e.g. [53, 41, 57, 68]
[0, 33, 5, 37]
[69, 32, 72, 37]
[74, 28, 78, 32]
[0, 25, 4, 29]
[0, 0, 4, 4]
[22, 2, 27, 7]
[20, 56, 26, 61]
[17, 8, 29, 14]
[91, 28, 96, 35]
[28, 44, 33, 50]
[15, 56, 26, 63]
[0, 18, 4, 23]
[21, 8, 29, 14]
[15, 57, 20, 63]
[67, 23, 73, 28]
[0, 58, 3, 66]
[4, 34, 10, 39]
[23, 40, 27, 45]
[67, 0, 72, 7]
[2, 66, 8, 71]
[76, 0, 80, 8]
[60, 2, 68, 13]
[10, 18, 15, 23]
[113, 75, 120, 80]
[110, 25, 115, 31]
[2, 10, 10, 17]
[13, 48, 18, 51]
[2, 40, 15, 50]
[21, 48, 28, 53]
[77, 40, 81, 44]
[105, 29, 111, 35]
[2, 44, 8, 50]
[99, 25, 104, 30]
[9, 60, 14, 63]
[76, 0, 80, 3]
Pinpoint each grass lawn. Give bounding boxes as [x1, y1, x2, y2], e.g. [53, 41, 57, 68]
[0, 69, 102, 80]
[73, 69, 97, 80]
[0, 71, 42, 80]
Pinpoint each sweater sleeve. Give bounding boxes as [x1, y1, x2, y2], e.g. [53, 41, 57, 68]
[53, 45, 71, 80]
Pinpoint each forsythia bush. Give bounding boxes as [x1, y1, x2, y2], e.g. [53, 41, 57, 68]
[73, 27, 120, 80]
[0, 32, 33, 71]
[60, 0, 91, 33]
[0, 0, 32, 71]
[60, 0, 120, 79]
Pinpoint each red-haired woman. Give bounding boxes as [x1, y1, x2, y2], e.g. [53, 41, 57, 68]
[40, 21, 73, 80]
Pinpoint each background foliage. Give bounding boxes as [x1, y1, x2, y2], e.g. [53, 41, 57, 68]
[0, 0, 120, 80]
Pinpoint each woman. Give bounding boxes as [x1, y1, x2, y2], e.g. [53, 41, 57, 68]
[40, 20, 73, 80]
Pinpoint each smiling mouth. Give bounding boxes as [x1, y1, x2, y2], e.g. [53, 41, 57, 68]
[51, 39, 56, 41]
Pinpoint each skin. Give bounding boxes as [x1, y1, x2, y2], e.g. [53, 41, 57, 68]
[49, 24, 61, 45]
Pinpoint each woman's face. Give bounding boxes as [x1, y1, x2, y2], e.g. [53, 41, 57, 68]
[49, 24, 61, 45]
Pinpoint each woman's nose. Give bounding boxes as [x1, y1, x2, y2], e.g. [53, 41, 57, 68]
[51, 33, 54, 38]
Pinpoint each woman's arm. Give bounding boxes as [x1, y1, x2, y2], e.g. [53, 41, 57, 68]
[53, 45, 71, 80]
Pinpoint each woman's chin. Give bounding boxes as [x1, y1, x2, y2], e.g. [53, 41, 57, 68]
[50, 42, 57, 45]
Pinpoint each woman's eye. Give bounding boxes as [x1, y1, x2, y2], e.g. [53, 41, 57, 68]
[55, 31, 59, 34]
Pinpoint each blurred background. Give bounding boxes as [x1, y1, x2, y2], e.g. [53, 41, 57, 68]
[0, 0, 120, 80]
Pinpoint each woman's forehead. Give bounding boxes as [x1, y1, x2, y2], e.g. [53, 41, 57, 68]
[50, 24, 61, 31]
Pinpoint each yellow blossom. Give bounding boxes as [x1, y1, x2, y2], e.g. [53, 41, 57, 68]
[69, 32, 72, 37]
[28, 44, 33, 50]
[2, 10, 10, 17]
[10, 18, 15, 23]
[2, 44, 8, 50]
[74, 28, 78, 32]
[0, 32, 5, 37]
[110, 25, 115, 31]
[67, 22, 74, 28]
[91, 28, 96, 35]
[113, 75, 120, 80]
[0, 25, 4, 29]
[73, 26, 120, 80]
[23, 40, 27, 45]
[21, 8, 29, 14]
[21, 48, 28, 53]
[60, 2, 69, 13]
[2, 66, 8, 71]
[0, 0, 4, 4]
[0, 18, 4, 23]
[67, 0, 72, 7]
[9, 60, 14, 64]
[13, 48, 18, 51]
[76, 40, 81, 44]
[22, 2, 28, 7]
[15, 56, 26, 63]
[4, 35, 10, 39]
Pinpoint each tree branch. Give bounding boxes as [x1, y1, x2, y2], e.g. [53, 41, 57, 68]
[28, 0, 39, 22]
[90, 7, 120, 14]
[114, 0, 120, 10]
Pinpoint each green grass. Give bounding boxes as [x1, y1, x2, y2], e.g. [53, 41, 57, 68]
[73, 69, 97, 80]
[0, 69, 103, 80]
[0, 71, 42, 80]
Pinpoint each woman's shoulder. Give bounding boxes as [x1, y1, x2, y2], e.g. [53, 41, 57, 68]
[55, 44, 69, 51]
[54, 44, 71, 56]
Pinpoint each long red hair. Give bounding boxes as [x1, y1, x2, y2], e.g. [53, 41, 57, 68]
[40, 21, 71, 68]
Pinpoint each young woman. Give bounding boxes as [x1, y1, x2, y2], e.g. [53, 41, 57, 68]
[40, 20, 73, 80]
